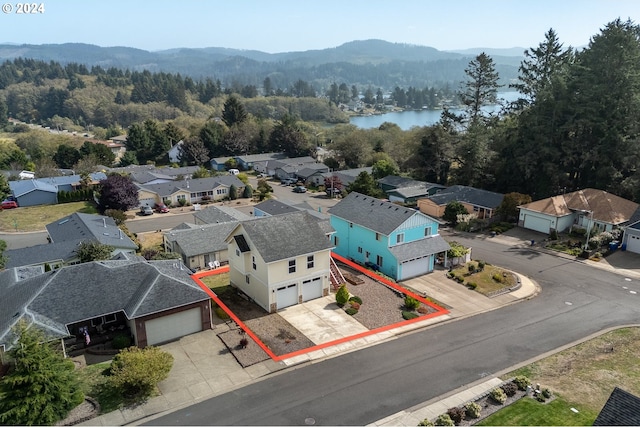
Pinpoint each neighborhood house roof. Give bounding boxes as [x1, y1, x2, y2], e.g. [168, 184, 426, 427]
[329, 192, 429, 235]
[593, 387, 640, 426]
[388, 183, 446, 199]
[377, 175, 424, 189]
[46, 213, 137, 250]
[193, 205, 251, 224]
[5, 240, 84, 269]
[137, 176, 245, 198]
[519, 188, 639, 225]
[234, 211, 334, 263]
[389, 237, 451, 262]
[0, 259, 209, 350]
[166, 222, 239, 257]
[425, 185, 504, 209]
[10, 179, 57, 196]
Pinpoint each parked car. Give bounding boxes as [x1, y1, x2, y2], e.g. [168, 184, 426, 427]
[154, 203, 170, 213]
[293, 186, 307, 193]
[281, 178, 296, 186]
[139, 205, 154, 216]
[1, 200, 18, 209]
[325, 187, 342, 196]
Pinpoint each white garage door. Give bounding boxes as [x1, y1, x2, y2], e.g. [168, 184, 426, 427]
[139, 198, 156, 208]
[401, 256, 430, 280]
[276, 283, 298, 310]
[302, 277, 323, 302]
[524, 215, 552, 234]
[145, 307, 202, 346]
[627, 234, 640, 254]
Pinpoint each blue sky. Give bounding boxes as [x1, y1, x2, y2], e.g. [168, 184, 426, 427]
[1, 0, 638, 52]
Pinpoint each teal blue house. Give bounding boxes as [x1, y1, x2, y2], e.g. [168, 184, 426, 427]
[329, 192, 451, 280]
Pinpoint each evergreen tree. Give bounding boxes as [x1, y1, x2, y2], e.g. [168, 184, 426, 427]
[0, 321, 84, 425]
[222, 95, 248, 127]
[269, 113, 311, 157]
[75, 240, 115, 263]
[229, 184, 238, 200]
[348, 172, 384, 198]
[53, 144, 81, 169]
[178, 137, 210, 166]
[460, 53, 501, 125]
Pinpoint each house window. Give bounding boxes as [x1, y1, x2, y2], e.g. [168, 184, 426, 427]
[177, 194, 186, 200]
[375, 233, 381, 241]
[217, 189, 226, 195]
[190, 192, 196, 198]
[376, 255, 383, 267]
[236, 248, 240, 257]
[252, 256, 256, 270]
[245, 275, 250, 284]
[104, 313, 117, 323]
[307, 255, 314, 269]
[207, 191, 213, 196]
[358, 246, 363, 253]
[424, 227, 432, 237]
[396, 233, 404, 244]
[288, 259, 296, 274]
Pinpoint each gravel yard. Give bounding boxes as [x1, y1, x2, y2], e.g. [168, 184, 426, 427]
[214, 264, 439, 367]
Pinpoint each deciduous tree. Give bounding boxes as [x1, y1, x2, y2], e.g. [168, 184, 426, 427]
[98, 173, 139, 212]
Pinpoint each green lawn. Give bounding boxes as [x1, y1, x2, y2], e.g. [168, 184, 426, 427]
[478, 395, 597, 426]
[76, 362, 124, 414]
[449, 262, 516, 295]
[199, 272, 230, 291]
[0, 201, 97, 232]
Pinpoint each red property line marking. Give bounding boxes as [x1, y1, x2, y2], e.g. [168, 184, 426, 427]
[191, 255, 449, 363]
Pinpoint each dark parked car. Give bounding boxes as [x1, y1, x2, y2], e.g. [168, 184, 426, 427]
[154, 203, 170, 213]
[293, 186, 307, 193]
[139, 205, 153, 216]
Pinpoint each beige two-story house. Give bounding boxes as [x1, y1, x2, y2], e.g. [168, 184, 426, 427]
[225, 211, 335, 313]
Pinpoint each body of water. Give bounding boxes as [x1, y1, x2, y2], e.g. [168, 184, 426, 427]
[349, 91, 521, 130]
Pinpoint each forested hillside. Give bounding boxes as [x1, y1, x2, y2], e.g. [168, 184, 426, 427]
[0, 19, 638, 205]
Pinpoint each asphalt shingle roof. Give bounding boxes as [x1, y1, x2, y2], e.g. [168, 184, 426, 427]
[193, 205, 250, 224]
[166, 222, 239, 257]
[0, 259, 209, 350]
[328, 192, 421, 235]
[45, 213, 137, 250]
[137, 176, 245, 198]
[5, 240, 84, 269]
[425, 185, 504, 209]
[237, 211, 334, 263]
[593, 387, 640, 426]
[389, 236, 451, 262]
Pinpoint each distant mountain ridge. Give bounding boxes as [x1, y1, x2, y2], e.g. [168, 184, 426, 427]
[0, 39, 523, 90]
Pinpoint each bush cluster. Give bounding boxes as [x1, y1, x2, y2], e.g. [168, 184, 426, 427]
[492, 273, 503, 283]
[467, 282, 477, 290]
[446, 407, 465, 424]
[349, 295, 363, 304]
[404, 295, 420, 310]
[464, 402, 481, 419]
[501, 382, 517, 397]
[418, 419, 434, 426]
[542, 388, 551, 399]
[434, 414, 455, 426]
[417, 306, 430, 314]
[345, 307, 358, 315]
[112, 333, 132, 350]
[489, 387, 507, 404]
[402, 311, 419, 320]
[477, 260, 486, 270]
[513, 375, 531, 391]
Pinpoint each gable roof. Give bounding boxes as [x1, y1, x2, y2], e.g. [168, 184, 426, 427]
[0, 259, 209, 350]
[233, 211, 334, 263]
[137, 176, 245, 198]
[425, 185, 504, 209]
[377, 175, 424, 189]
[37, 172, 107, 187]
[9, 179, 58, 196]
[519, 188, 639, 225]
[235, 152, 287, 163]
[5, 240, 84, 269]
[388, 183, 447, 199]
[593, 387, 640, 426]
[165, 222, 239, 256]
[45, 213, 137, 250]
[193, 205, 251, 224]
[329, 192, 428, 235]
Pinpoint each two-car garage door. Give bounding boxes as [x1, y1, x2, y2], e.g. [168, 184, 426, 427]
[276, 277, 324, 310]
[523, 215, 552, 234]
[145, 307, 203, 346]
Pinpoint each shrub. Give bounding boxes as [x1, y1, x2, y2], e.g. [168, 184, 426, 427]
[467, 282, 477, 290]
[434, 414, 455, 426]
[447, 271, 456, 279]
[468, 263, 476, 273]
[112, 333, 132, 350]
[349, 295, 363, 304]
[513, 375, 531, 391]
[418, 419, 435, 426]
[109, 346, 174, 401]
[404, 295, 420, 310]
[501, 382, 517, 397]
[477, 261, 485, 270]
[536, 394, 546, 402]
[446, 407, 465, 425]
[402, 311, 419, 320]
[492, 273, 503, 283]
[489, 387, 507, 404]
[464, 402, 481, 419]
[345, 307, 358, 315]
[239, 337, 248, 348]
[350, 301, 361, 310]
[456, 276, 464, 283]
[417, 306, 430, 314]
[215, 307, 230, 319]
[542, 388, 552, 399]
[336, 284, 350, 307]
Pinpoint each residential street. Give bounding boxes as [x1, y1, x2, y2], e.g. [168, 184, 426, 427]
[148, 234, 640, 426]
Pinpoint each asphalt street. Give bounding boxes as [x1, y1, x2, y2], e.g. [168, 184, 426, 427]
[148, 235, 640, 426]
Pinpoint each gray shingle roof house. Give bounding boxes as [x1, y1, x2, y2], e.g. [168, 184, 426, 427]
[417, 185, 504, 220]
[377, 175, 425, 192]
[193, 205, 251, 225]
[46, 213, 138, 253]
[5, 240, 85, 270]
[386, 182, 447, 204]
[252, 199, 333, 235]
[9, 179, 58, 206]
[164, 221, 240, 270]
[0, 259, 212, 355]
[593, 387, 640, 426]
[137, 176, 246, 207]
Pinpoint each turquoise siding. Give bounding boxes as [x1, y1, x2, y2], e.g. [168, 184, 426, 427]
[330, 213, 440, 280]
